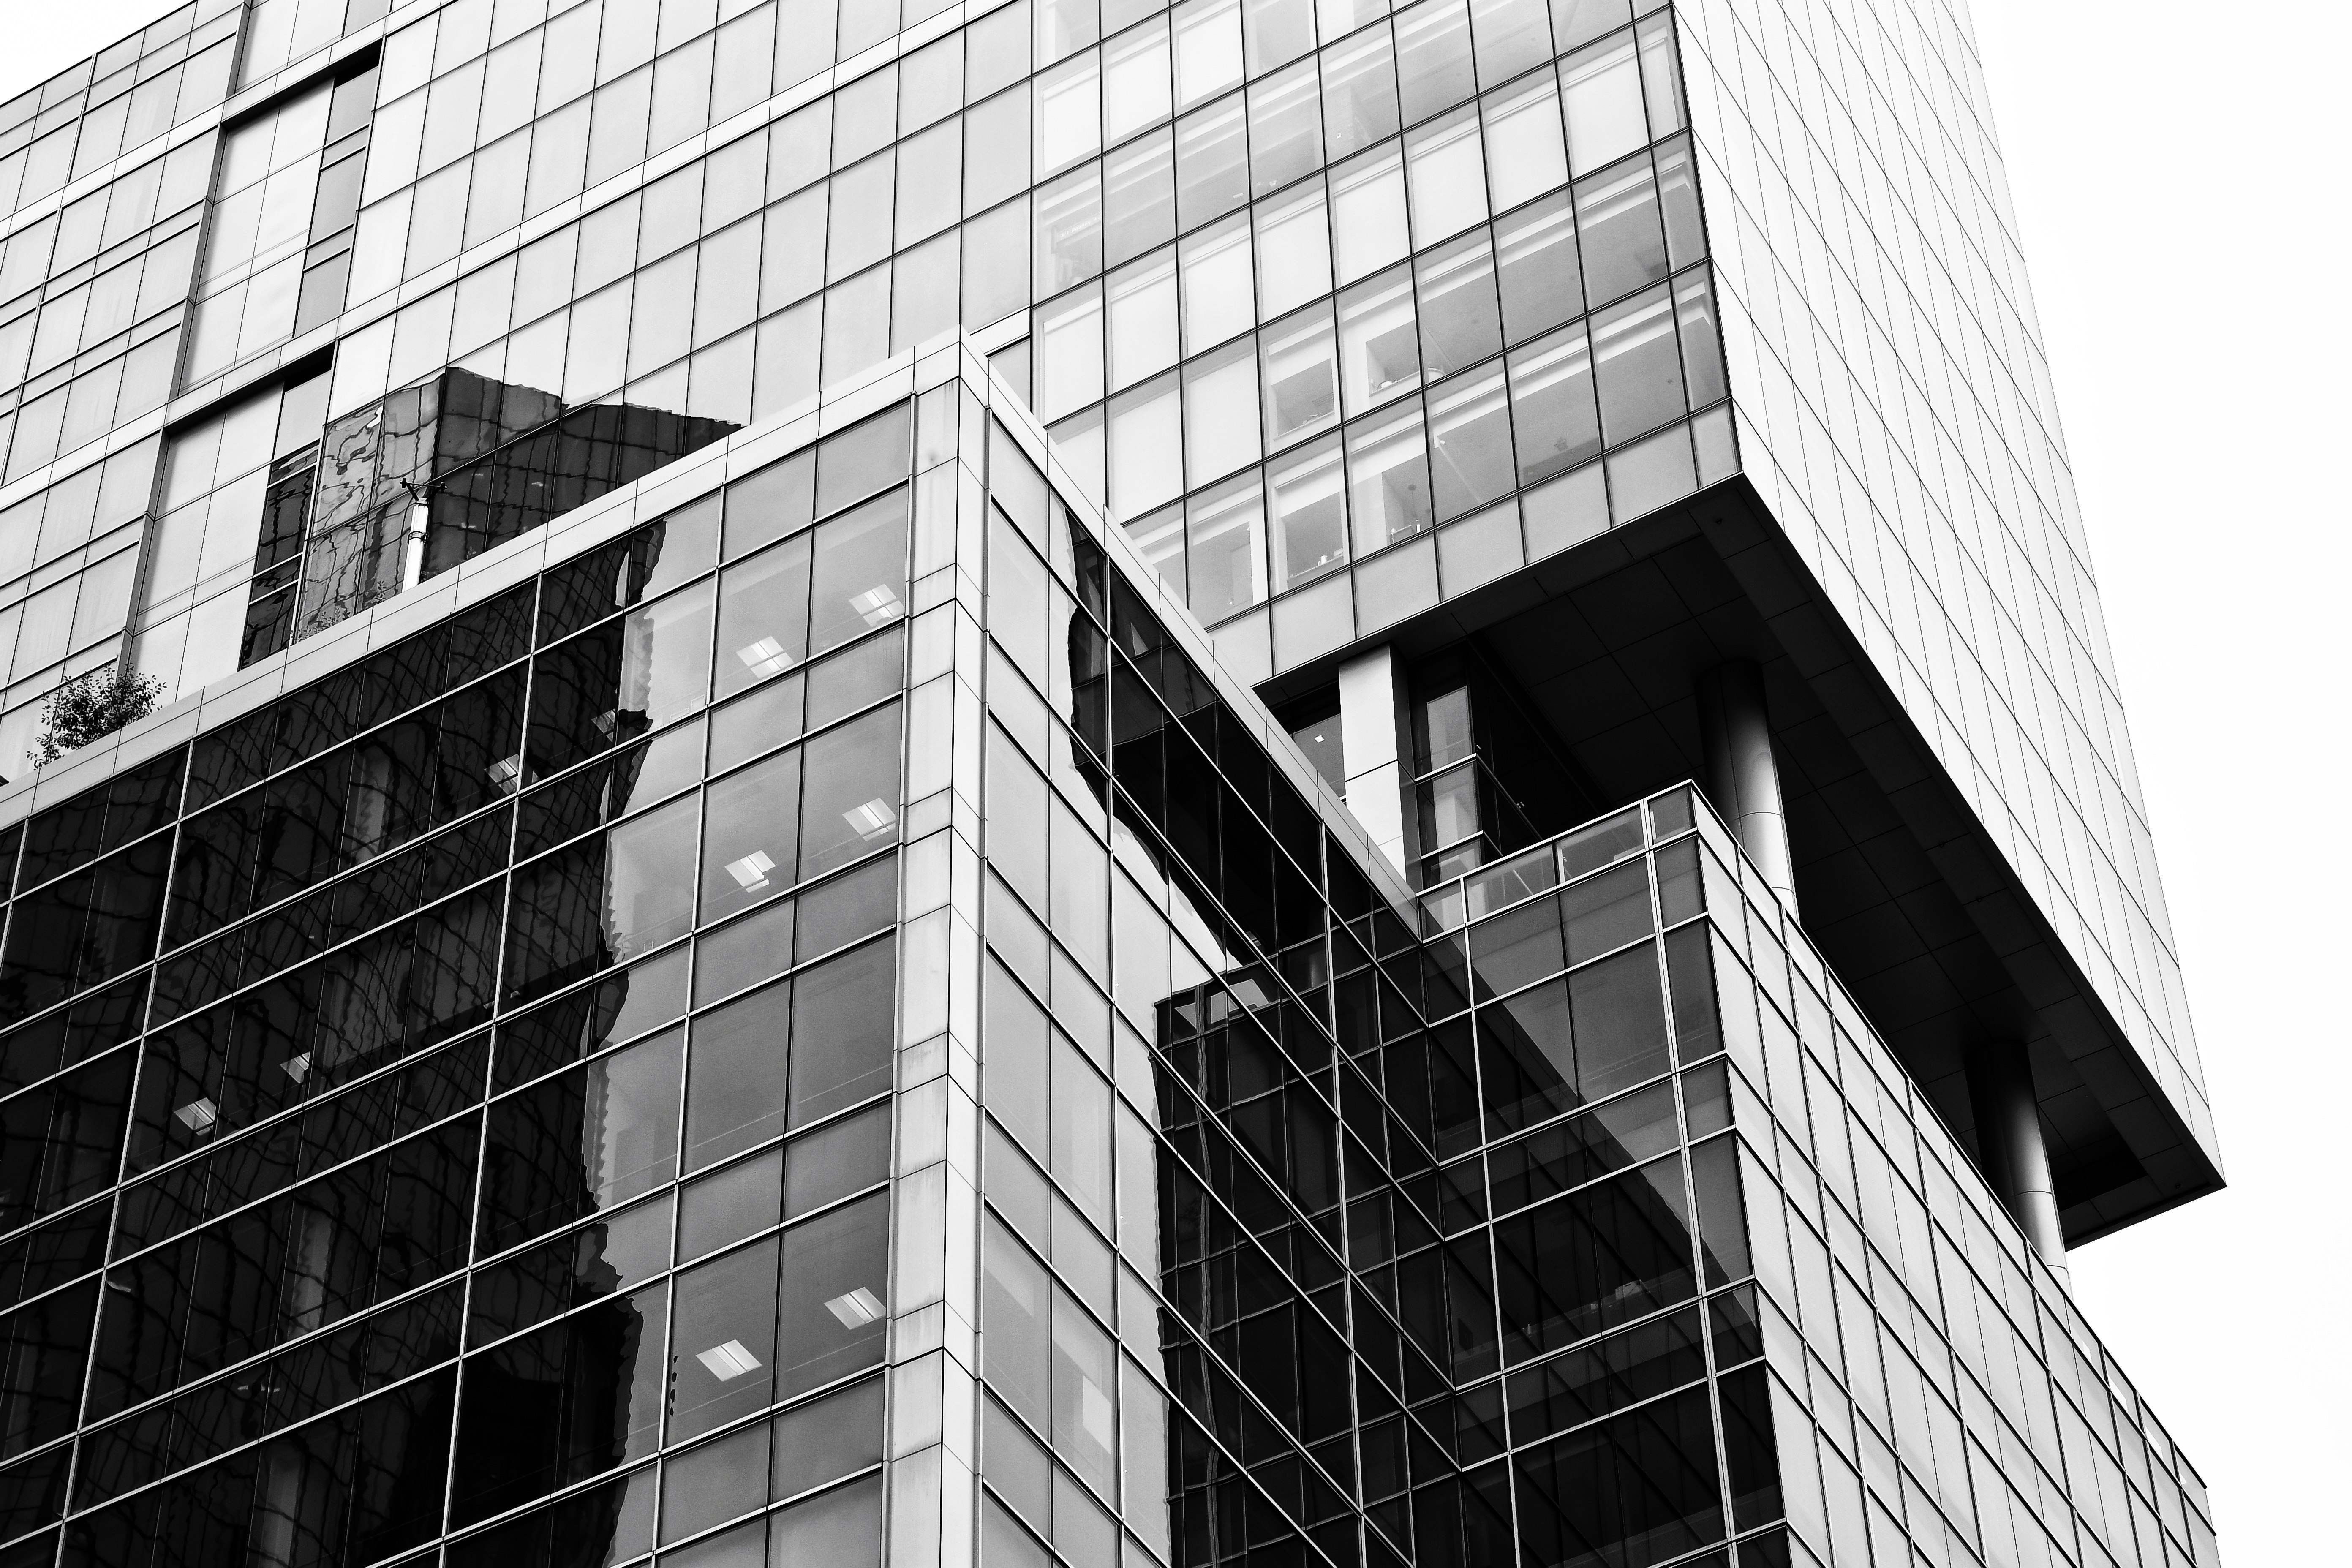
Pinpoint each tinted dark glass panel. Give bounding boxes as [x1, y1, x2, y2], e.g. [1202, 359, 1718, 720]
[1511, 1382, 1724, 1568]
[1494, 1155, 1696, 1361]
[0, 835, 172, 1016]
[17, 749, 183, 892]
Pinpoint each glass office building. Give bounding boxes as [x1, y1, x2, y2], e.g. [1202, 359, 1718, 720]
[0, 4, 2221, 1568]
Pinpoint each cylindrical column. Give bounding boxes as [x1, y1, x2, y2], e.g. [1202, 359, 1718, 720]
[1965, 1041, 2069, 1277]
[1696, 661, 1797, 914]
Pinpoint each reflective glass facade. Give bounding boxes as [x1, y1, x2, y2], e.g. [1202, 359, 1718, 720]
[0, 0, 2224, 1565]
[0, 0, 2209, 1230]
[1669, 0, 2212, 1178]
[0, 345, 2219, 1568]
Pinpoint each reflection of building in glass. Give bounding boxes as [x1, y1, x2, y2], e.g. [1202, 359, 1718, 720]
[247, 366, 736, 671]
[0, 356, 2222, 1568]
[0, 0, 2221, 1566]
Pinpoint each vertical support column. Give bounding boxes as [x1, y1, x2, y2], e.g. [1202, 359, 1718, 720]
[1966, 1042, 2069, 1278]
[1337, 645, 1419, 880]
[1696, 660, 1797, 915]
[886, 366, 990, 1568]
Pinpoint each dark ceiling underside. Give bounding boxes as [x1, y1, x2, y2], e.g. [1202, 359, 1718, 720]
[1257, 477, 2220, 1244]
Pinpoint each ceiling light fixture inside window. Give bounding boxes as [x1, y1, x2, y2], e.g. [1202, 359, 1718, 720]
[738, 637, 790, 677]
[843, 799, 896, 839]
[696, 1339, 763, 1380]
[825, 1286, 886, 1327]
[726, 850, 777, 890]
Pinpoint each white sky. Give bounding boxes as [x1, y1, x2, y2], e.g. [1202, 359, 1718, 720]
[8, 0, 2341, 1557]
[1968, 0, 2351, 1558]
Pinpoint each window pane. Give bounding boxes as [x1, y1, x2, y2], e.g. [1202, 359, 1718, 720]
[1674, 268, 1724, 406]
[1248, 60, 1324, 195]
[1426, 362, 1515, 519]
[685, 979, 793, 1172]
[1263, 306, 1340, 449]
[1270, 433, 1346, 589]
[796, 703, 904, 881]
[1102, 131, 1176, 267]
[1320, 26, 1398, 158]
[619, 578, 715, 731]
[660, 1423, 769, 1547]
[1471, 0, 1554, 85]
[1507, 321, 1600, 482]
[768, 1473, 883, 1564]
[479, 1029, 684, 1252]
[1574, 153, 1667, 307]
[1338, 266, 1421, 414]
[1050, 1285, 1117, 1494]
[1415, 231, 1502, 378]
[1183, 338, 1263, 485]
[787, 936, 896, 1126]
[1178, 215, 1254, 352]
[1108, 255, 1180, 391]
[807, 490, 909, 656]
[1405, 105, 1487, 244]
[1255, 182, 1331, 317]
[703, 746, 802, 923]
[1561, 36, 1646, 174]
[1034, 53, 1103, 177]
[679, 1145, 785, 1260]
[1035, 165, 1103, 296]
[1484, 74, 1568, 211]
[773, 1377, 886, 1499]
[983, 1217, 1051, 1427]
[1568, 940, 1670, 1097]
[670, 1234, 780, 1442]
[1049, 1038, 1113, 1226]
[1346, 403, 1434, 555]
[1105, 22, 1175, 144]
[783, 1101, 892, 1220]
[716, 534, 813, 697]
[774, 1190, 890, 1396]
[1496, 190, 1582, 343]
[1185, 472, 1268, 621]
[1655, 136, 1704, 269]
[1108, 376, 1183, 519]
[1328, 145, 1406, 285]
[1590, 283, 1683, 443]
[606, 793, 701, 956]
[1174, 93, 1250, 229]
[1394, 0, 1476, 124]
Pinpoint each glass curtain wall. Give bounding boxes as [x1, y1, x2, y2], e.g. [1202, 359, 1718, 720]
[0, 358, 2218, 1568]
[0, 0, 1729, 772]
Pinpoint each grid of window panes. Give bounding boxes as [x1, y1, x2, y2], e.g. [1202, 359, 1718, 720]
[314, 0, 1733, 651]
[0, 0, 1726, 768]
[0, 112, 228, 752]
[0, 131, 214, 771]
[0, 0, 246, 221]
[1416, 794, 2221, 1568]
[1026, 7, 1725, 610]
[1666, 0, 2208, 1155]
[966, 413, 2211, 1568]
[0, 401, 928, 1568]
[0, 362, 2220, 1568]
[179, 56, 380, 389]
[0, 0, 2208, 1198]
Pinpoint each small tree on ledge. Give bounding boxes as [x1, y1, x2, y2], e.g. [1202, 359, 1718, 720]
[30, 667, 163, 768]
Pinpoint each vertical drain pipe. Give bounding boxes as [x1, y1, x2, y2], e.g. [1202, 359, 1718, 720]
[401, 493, 430, 593]
[1967, 1042, 2069, 1279]
[1696, 661, 1798, 916]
